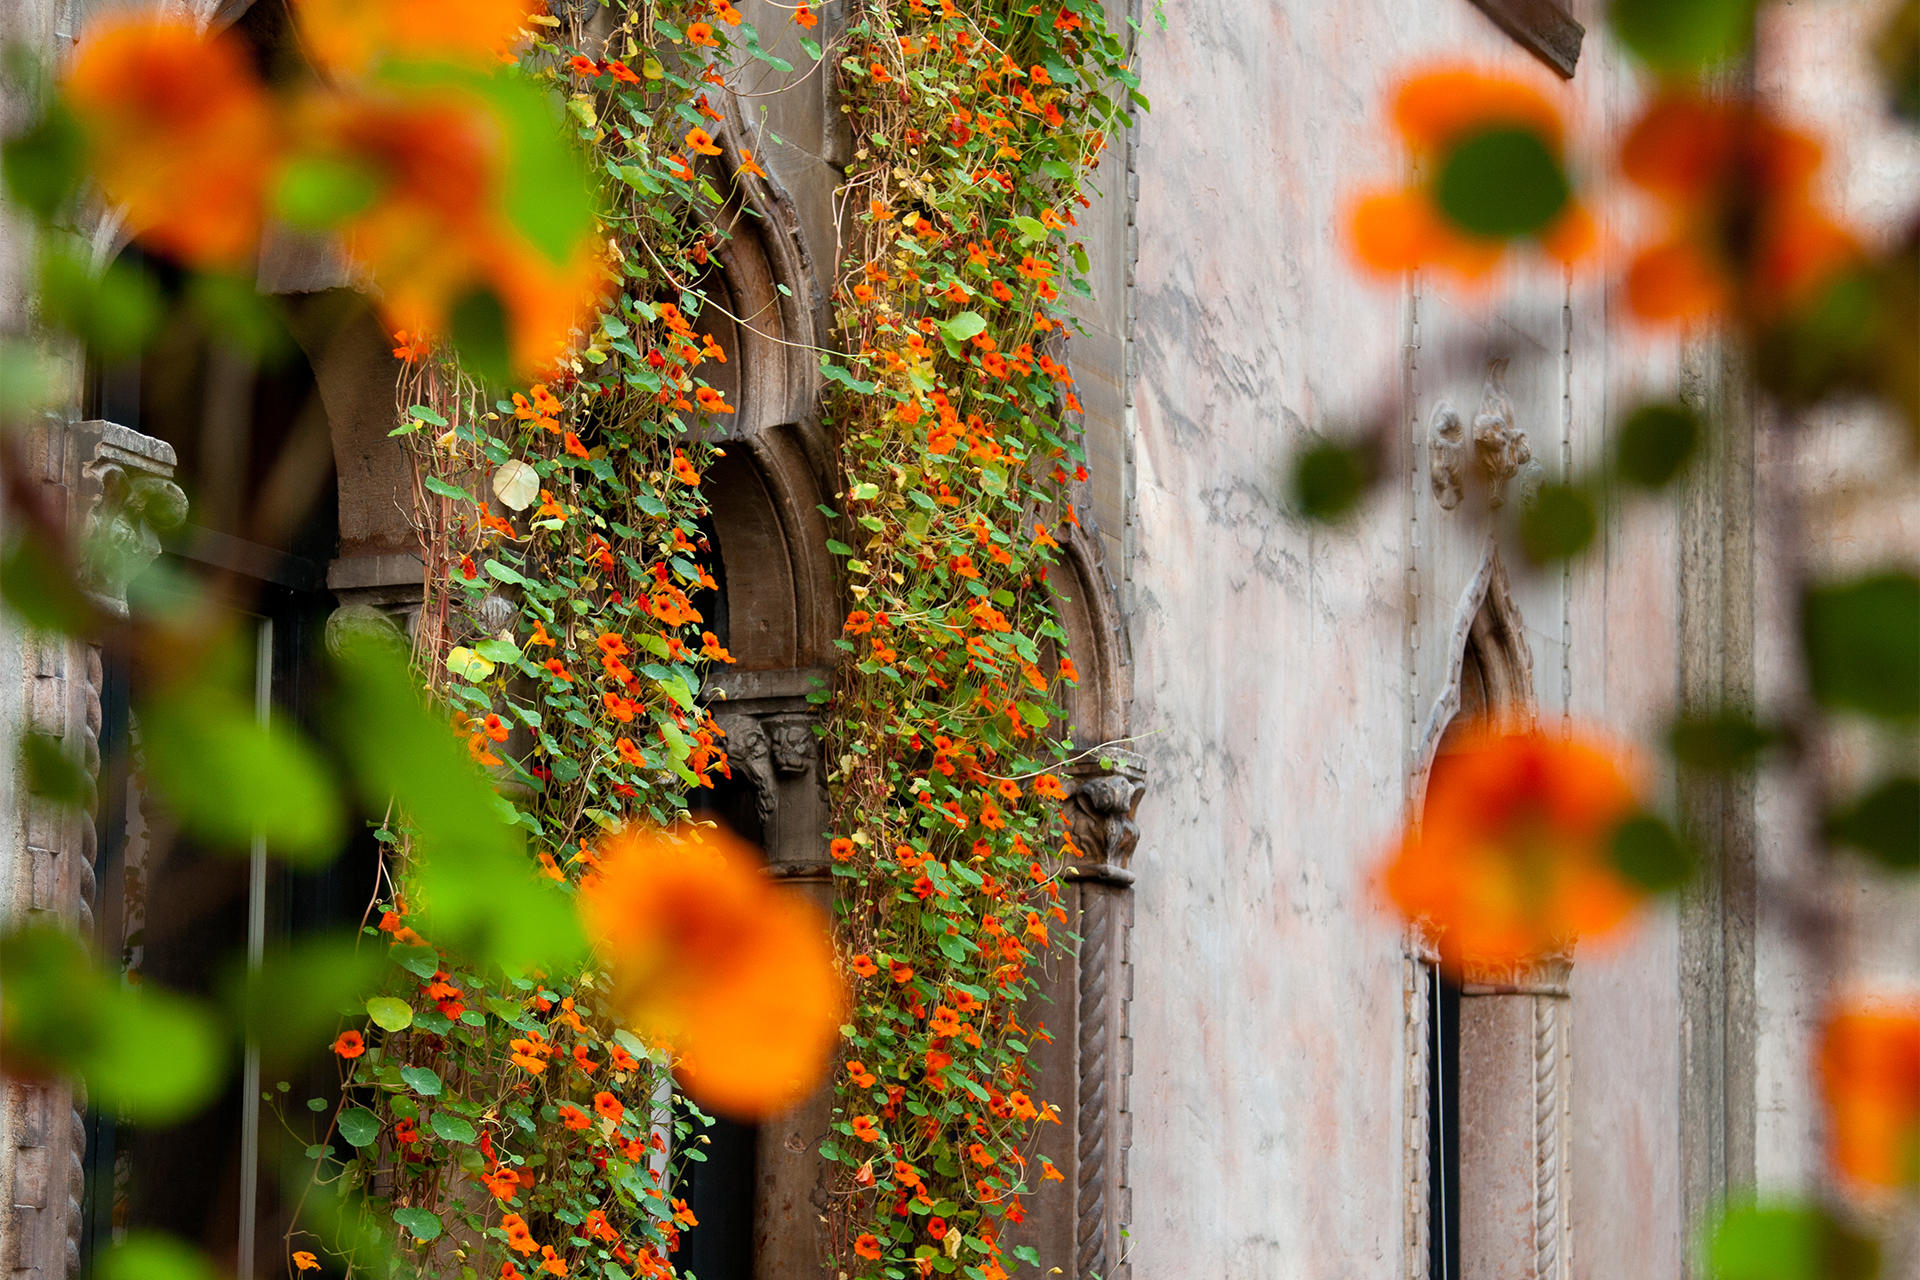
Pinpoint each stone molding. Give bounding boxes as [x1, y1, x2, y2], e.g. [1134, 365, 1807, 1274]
[6, 418, 182, 1280]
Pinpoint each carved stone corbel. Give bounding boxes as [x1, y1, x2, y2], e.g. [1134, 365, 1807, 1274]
[766, 717, 816, 777]
[6, 419, 185, 1280]
[715, 714, 777, 836]
[75, 421, 187, 613]
[1062, 750, 1145, 881]
[1430, 362, 1542, 513]
[1472, 360, 1531, 509]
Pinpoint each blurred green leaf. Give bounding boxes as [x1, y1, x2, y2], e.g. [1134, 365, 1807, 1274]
[1611, 0, 1757, 73]
[1291, 439, 1376, 522]
[1, 102, 84, 222]
[392, 1207, 443, 1243]
[1518, 483, 1597, 564]
[1617, 401, 1701, 491]
[272, 153, 383, 230]
[188, 273, 294, 366]
[329, 634, 584, 972]
[0, 532, 95, 633]
[19, 732, 89, 807]
[224, 935, 383, 1067]
[450, 286, 513, 388]
[1755, 269, 1882, 409]
[1704, 1200, 1878, 1280]
[1802, 571, 1920, 720]
[0, 339, 73, 427]
[366, 995, 414, 1032]
[1669, 710, 1778, 772]
[1826, 775, 1919, 871]
[0, 925, 224, 1123]
[36, 241, 162, 363]
[337, 1106, 381, 1148]
[139, 683, 345, 864]
[96, 1232, 219, 1280]
[1610, 812, 1695, 892]
[1434, 127, 1568, 241]
[1878, 0, 1920, 123]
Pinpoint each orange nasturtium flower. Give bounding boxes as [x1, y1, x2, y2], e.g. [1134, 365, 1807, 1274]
[1348, 65, 1594, 283]
[1379, 728, 1643, 970]
[62, 15, 283, 268]
[1818, 1003, 1920, 1191]
[1619, 91, 1860, 327]
[579, 824, 845, 1119]
[292, 0, 543, 78]
[292, 1252, 320, 1273]
[332, 1029, 366, 1059]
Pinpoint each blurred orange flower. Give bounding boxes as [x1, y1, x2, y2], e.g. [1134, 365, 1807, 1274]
[293, 0, 542, 78]
[295, 84, 607, 373]
[63, 15, 283, 267]
[1348, 65, 1594, 283]
[579, 824, 845, 1119]
[1379, 728, 1643, 969]
[1620, 91, 1859, 326]
[1818, 1003, 1920, 1191]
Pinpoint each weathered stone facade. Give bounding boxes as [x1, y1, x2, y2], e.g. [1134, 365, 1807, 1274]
[5, 0, 1918, 1278]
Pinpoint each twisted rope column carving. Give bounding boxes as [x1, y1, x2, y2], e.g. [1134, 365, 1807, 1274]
[1532, 995, 1560, 1280]
[1075, 885, 1113, 1280]
[1404, 953, 1433, 1280]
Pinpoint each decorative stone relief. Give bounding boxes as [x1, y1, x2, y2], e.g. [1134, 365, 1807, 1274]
[1429, 362, 1543, 512]
[76, 421, 188, 613]
[715, 714, 777, 836]
[1063, 751, 1146, 873]
[1430, 402, 1468, 511]
[1472, 360, 1531, 509]
[766, 717, 816, 777]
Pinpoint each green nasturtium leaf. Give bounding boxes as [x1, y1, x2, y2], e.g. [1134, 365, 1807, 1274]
[19, 732, 89, 807]
[0, 926, 224, 1123]
[1801, 571, 1920, 721]
[1611, 0, 1757, 74]
[1826, 775, 1920, 871]
[392, 1207, 444, 1243]
[337, 1107, 381, 1148]
[492, 458, 540, 511]
[1610, 812, 1695, 892]
[1, 102, 84, 221]
[0, 533, 96, 634]
[446, 646, 498, 681]
[1291, 439, 1377, 522]
[400, 1065, 443, 1096]
[1434, 126, 1569, 241]
[1517, 483, 1597, 564]
[224, 934, 382, 1067]
[36, 240, 162, 363]
[366, 996, 415, 1032]
[1616, 401, 1701, 490]
[430, 1110, 477, 1143]
[1668, 710, 1777, 773]
[96, 1232, 219, 1280]
[138, 685, 344, 865]
[332, 636, 585, 973]
[1704, 1200, 1879, 1280]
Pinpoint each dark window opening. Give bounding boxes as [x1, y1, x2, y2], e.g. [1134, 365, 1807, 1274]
[1426, 963, 1462, 1280]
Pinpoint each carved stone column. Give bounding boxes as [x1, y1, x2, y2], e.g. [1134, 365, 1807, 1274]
[1062, 751, 1144, 1280]
[5, 418, 184, 1280]
[1457, 953, 1574, 1280]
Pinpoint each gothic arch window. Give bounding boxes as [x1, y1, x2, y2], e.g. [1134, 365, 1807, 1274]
[1405, 550, 1543, 1280]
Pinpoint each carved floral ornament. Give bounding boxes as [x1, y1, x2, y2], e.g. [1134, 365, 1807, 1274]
[1429, 359, 1543, 512]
